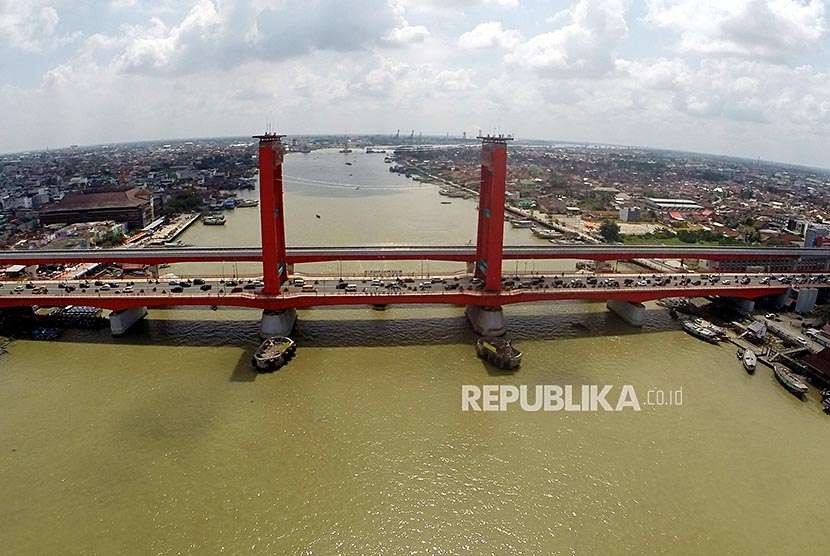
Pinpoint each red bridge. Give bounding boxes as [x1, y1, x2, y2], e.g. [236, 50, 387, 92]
[1, 133, 828, 336]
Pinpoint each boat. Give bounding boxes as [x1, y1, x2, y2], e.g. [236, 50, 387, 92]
[235, 198, 258, 208]
[252, 336, 297, 372]
[681, 320, 720, 343]
[822, 398, 830, 413]
[742, 349, 757, 374]
[475, 337, 522, 370]
[510, 219, 535, 228]
[694, 318, 726, 338]
[440, 201, 452, 205]
[773, 363, 809, 397]
[202, 214, 226, 225]
[221, 198, 236, 210]
[531, 227, 561, 239]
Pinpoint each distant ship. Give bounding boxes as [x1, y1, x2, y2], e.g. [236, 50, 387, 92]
[235, 198, 258, 208]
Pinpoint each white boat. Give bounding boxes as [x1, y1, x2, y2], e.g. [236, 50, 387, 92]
[511, 219, 534, 228]
[741, 349, 757, 374]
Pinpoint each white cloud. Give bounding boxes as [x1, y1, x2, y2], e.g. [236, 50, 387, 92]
[108, 0, 416, 74]
[383, 24, 431, 45]
[0, 0, 60, 52]
[645, 0, 826, 61]
[459, 21, 522, 49]
[507, 0, 629, 77]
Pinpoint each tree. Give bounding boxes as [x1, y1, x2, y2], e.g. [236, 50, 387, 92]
[599, 220, 620, 243]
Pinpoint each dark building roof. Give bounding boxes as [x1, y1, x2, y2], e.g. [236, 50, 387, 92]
[802, 348, 830, 381]
[42, 187, 151, 213]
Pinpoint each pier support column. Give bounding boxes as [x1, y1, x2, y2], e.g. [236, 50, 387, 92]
[110, 306, 148, 336]
[606, 300, 645, 326]
[466, 261, 475, 275]
[795, 288, 818, 314]
[474, 135, 512, 292]
[255, 132, 288, 295]
[771, 291, 790, 309]
[726, 297, 756, 315]
[146, 265, 159, 279]
[260, 309, 297, 338]
[465, 305, 506, 336]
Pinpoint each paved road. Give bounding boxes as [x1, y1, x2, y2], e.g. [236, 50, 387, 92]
[1, 271, 824, 303]
[2, 244, 830, 265]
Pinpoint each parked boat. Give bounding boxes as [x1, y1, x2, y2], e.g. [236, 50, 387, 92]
[202, 214, 226, 225]
[681, 320, 720, 344]
[252, 336, 297, 372]
[742, 349, 757, 374]
[235, 198, 258, 208]
[773, 363, 808, 398]
[822, 398, 830, 413]
[510, 219, 535, 228]
[476, 337, 522, 370]
[694, 318, 726, 338]
[531, 227, 561, 239]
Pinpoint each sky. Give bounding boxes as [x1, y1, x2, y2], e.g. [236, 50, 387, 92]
[1, 0, 829, 168]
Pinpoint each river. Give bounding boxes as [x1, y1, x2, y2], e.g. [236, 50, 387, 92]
[1, 149, 828, 554]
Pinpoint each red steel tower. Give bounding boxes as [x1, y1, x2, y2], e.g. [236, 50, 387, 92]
[254, 133, 288, 294]
[474, 135, 511, 292]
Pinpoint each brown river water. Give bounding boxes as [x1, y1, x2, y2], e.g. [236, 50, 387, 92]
[1, 149, 828, 554]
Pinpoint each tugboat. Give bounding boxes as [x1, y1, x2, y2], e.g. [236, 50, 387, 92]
[681, 320, 719, 344]
[252, 336, 297, 372]
[476, 337, 522, 370]
[741, 348, 757, 374]
[773, 363, 808, 398]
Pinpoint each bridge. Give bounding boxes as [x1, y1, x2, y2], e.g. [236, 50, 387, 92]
[2, 244, 830, 266]
[2, 133, 828, 336]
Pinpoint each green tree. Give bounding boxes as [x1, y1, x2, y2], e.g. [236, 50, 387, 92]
[599, 220, 621, 243]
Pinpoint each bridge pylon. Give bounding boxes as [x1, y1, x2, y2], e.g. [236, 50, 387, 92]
[474, 135, 512, 292]
[254, 133, 288, 294]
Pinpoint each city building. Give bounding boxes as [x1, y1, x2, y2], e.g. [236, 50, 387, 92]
[645, 198, 704, 212]
[804, 223, 830, 248]
[39, 187, 154, 230]
[619, 206, 641, 222]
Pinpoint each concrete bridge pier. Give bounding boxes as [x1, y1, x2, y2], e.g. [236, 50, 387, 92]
[466, 261, 475, 274]
[726, 297, 756, 315]
[110, 306, 148, 336]
[465, 305, 506, 336]
[795, 288, 818, 314]
[260, 309, 297, 338]
[146, 265, 160, 279]
[606, 299, 645, 326]
[771, 291, 791, 309]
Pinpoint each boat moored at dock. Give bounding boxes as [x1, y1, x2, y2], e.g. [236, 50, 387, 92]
[741, 349, 757, 374]
[681, 320, 720, 344]
[773, 363, 809, 398]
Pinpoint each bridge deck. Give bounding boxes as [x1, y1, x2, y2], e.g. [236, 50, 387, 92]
[1, 244, 830, 266]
